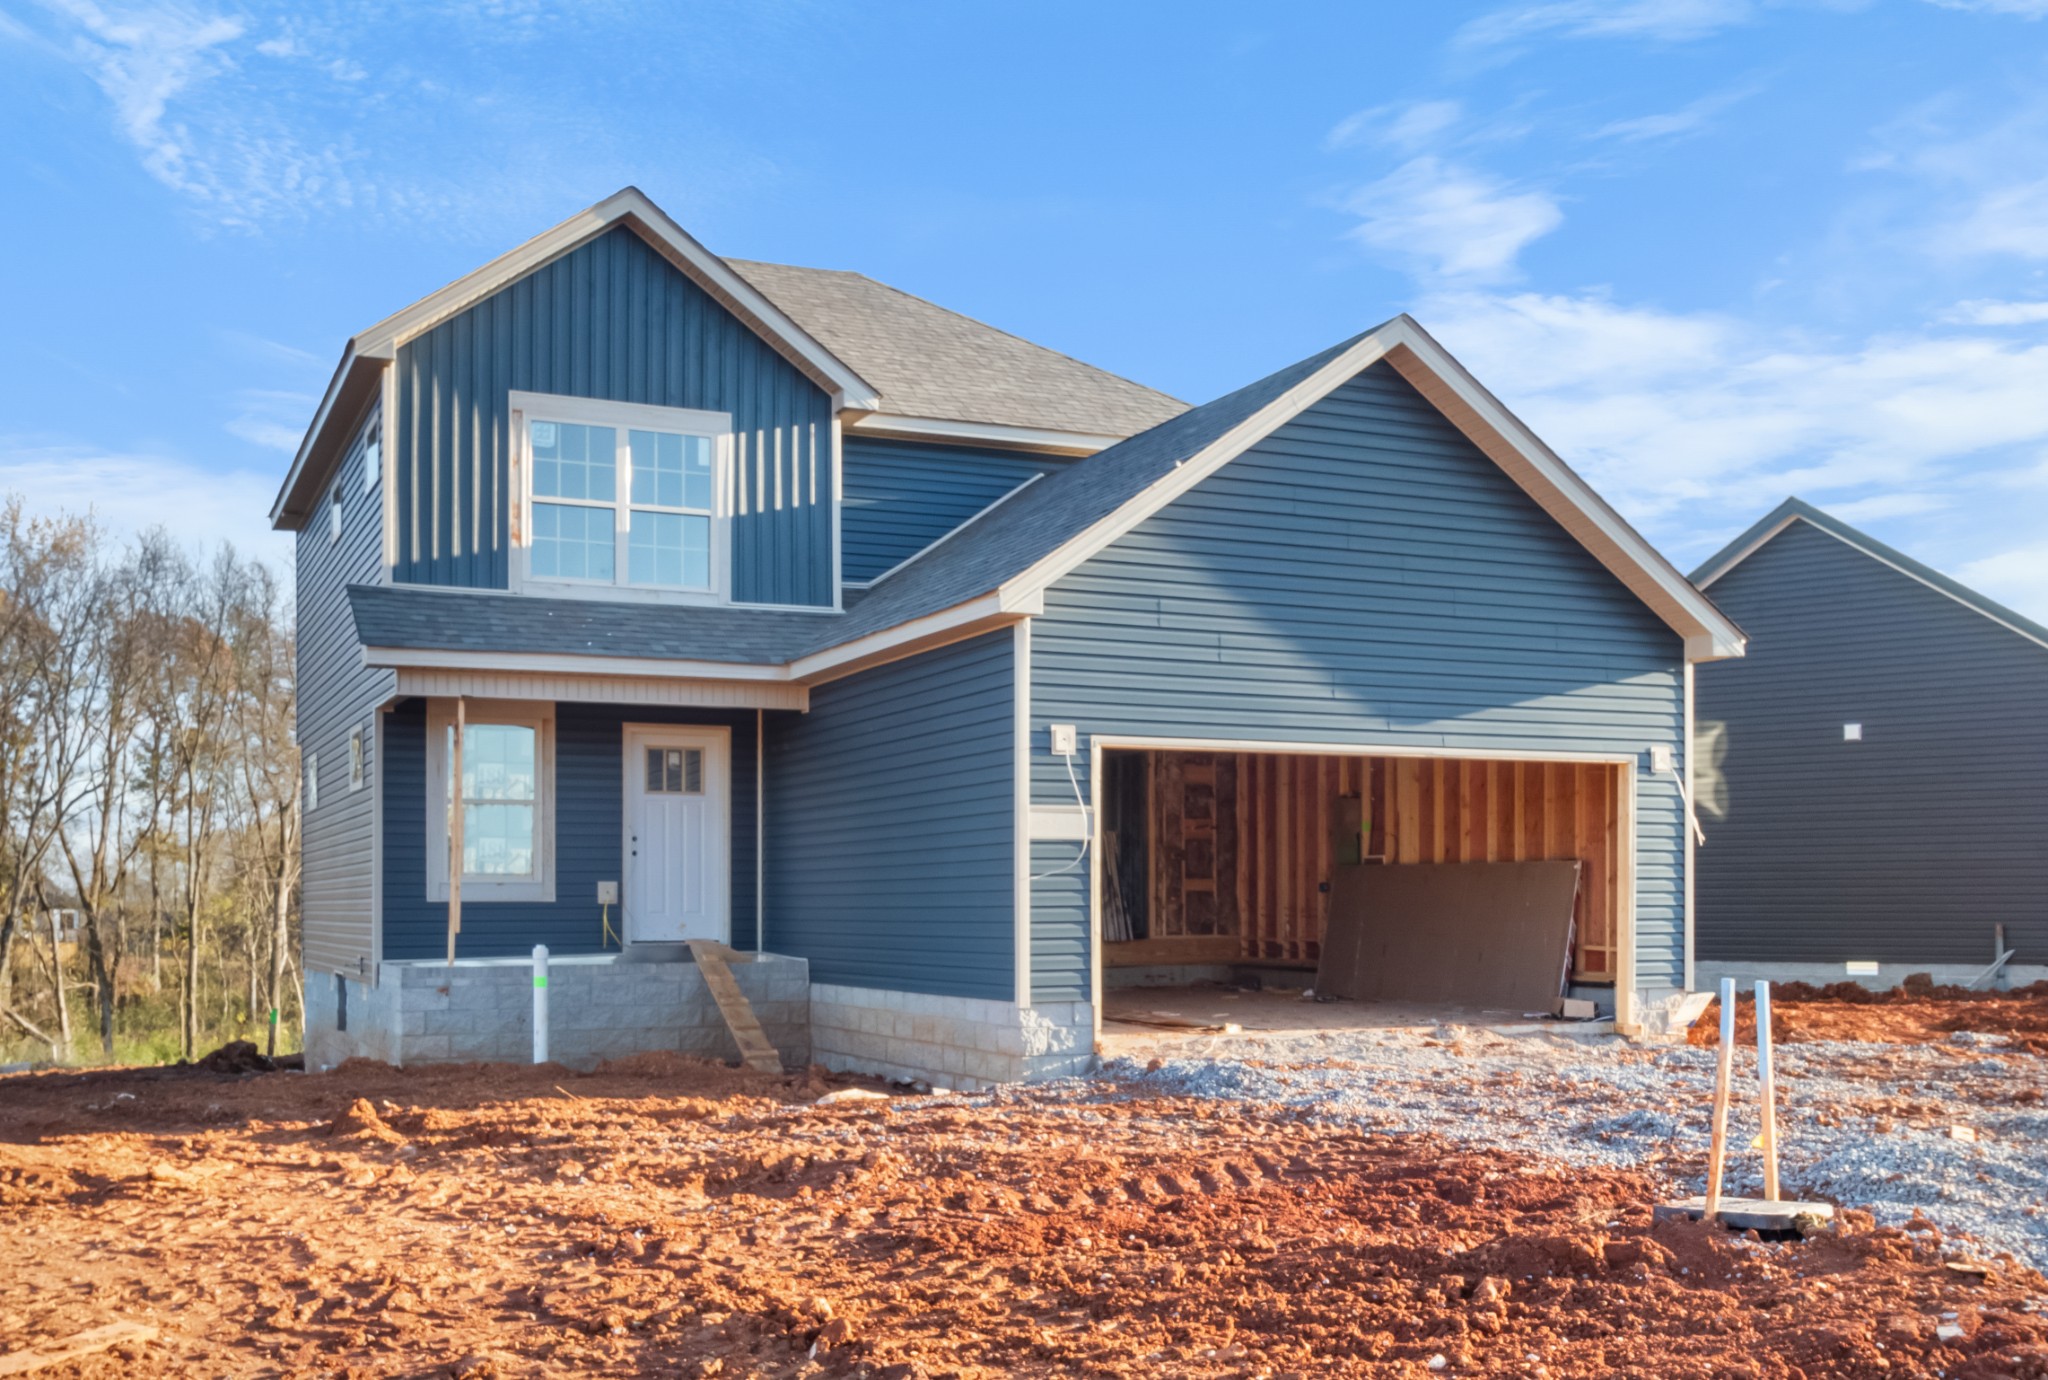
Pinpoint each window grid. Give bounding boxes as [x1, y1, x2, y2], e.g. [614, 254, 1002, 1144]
[526, 415, 718, 592]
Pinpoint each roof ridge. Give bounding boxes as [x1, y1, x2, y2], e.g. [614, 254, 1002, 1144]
[730, 257, 1186, 409]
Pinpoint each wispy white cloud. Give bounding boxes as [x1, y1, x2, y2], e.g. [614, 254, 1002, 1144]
[226, 388, 319, 454]
[34, 0, 360, 231]
[1458, 0, 1757, 48]
[0, 439, 292, 571]
[1326, 100, 1464, 153]
[1943, 298, 2048, 324]
[1959, 541, 2048, 620]
[1924, 0, 2048, 16]
[1343, 158, 1563, 283]
[1592, 83, 1760, 142]
[1419, 290, 2048, 582]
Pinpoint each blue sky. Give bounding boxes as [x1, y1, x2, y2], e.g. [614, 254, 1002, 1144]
[5, 0, 2048, 617]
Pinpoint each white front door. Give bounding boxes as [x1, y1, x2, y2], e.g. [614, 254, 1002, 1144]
[622, 726, 730, 943]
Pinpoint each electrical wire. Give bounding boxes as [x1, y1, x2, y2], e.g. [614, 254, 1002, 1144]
[1029, 750, 1093, 882]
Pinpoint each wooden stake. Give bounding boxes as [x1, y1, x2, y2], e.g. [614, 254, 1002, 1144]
[1756, 979, 1781, 1203]
[447, 696, 465, 969]
[1703, 976, 1736, 1220]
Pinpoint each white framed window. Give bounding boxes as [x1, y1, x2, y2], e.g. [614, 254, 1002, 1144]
[362, 431, 380, 495]
[509, 391, 731, 604]
[425, 700, 555, 903]
[348, 727, 365, 792]
[304, 752, 319, 812]
[329, 482, 344, 544]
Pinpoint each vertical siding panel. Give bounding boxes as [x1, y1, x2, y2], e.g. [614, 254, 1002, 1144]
[391, 226, 833, 601]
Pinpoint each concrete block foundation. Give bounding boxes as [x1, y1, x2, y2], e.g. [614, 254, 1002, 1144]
[809, 983, 1094, 1090]
[304, 952, 811, 1073]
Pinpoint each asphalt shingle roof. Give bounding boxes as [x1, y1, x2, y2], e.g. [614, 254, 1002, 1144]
[727, 259, 1186, 438]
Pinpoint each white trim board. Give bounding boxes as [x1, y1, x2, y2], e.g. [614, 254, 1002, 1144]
[271, 186, 881, 529]
[846, 413, 1124, 457]
[859, 473, 1043, 589]
[989, 316, 1746, 663]
[394, 668, 807, 711]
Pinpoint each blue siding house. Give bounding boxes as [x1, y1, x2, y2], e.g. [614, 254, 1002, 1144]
[1691, 498, 2048, 989]
[273, 188, 1745, 1084]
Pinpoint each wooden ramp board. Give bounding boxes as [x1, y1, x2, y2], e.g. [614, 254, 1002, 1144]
[685, 939, 785, 1075]
[1654, 1196, 1836, 1232]
[1317, 861, 1580, 1012]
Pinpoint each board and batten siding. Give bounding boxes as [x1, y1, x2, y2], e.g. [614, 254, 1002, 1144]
[382, 703, 762, 959]
[840, 436, 1067, 584]
[764, 631, 1016, 1000]
[297, 406, 395, 977]
[392, 225, 836, 605]
[1028, 362, 1689, 1005]
[1696, 520, 2048, 965]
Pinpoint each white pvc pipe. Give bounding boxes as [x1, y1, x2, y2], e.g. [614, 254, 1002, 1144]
[532, 944, 550, 1064]
[1756, 980, 1780, 1202]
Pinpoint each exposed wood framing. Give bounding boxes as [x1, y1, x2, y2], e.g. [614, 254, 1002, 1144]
[1111, 750, 1623, 980]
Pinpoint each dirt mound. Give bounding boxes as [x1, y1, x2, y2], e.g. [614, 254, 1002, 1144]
[328, 1096, 407, 1145]
[2, 1062, 2045, 1377]
[191, 1040, 289, 1075]
[1690, 983, 2048, 1054]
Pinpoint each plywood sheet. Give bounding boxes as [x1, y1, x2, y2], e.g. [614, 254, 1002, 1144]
[1316, 861, 1580, 1011]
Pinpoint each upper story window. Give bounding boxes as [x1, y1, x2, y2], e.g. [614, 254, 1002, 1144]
[510, 391, 729, 604]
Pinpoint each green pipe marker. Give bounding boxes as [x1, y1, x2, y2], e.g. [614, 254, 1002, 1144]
[534, 975, 547, 988]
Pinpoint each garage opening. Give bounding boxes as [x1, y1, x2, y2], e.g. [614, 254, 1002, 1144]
[1098, 747, 1629, 1038]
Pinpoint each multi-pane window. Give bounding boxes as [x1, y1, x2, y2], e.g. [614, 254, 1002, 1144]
[645, 746, 704, 795]
[348, 727, 365, 792]
[527, 411, 718, 592]
[447, 723, 539, 880]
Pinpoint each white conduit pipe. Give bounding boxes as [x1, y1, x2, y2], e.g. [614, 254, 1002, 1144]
[532, 944, 549, 1064]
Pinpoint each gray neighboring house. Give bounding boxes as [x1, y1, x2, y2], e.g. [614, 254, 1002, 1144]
[274, 187, 1747, 1087]
[1691, 497, 2048, 990]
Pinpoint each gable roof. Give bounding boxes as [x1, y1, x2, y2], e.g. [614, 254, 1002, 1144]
[352, 313, 1749, 682]
[836, 314, 1748, 661]
[727, 259, 1186, 444]
[271, 187, 879, 529]
[1692, 497, 2048, 651]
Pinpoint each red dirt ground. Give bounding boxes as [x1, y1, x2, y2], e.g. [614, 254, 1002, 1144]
[2, 1053, 2046, 1379]
[1688, 980, 2048, 1054]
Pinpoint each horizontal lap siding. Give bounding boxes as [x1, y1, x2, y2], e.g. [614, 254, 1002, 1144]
[841, 437, 1064, 583]
[765, 632, 1015, 999]
[298, 407, 395, 976]
[394, 226, 834, 605]
[382, 702, 761, 958]
[1697, 521, 2048, 964]
[1029, 363, 1687, 1003]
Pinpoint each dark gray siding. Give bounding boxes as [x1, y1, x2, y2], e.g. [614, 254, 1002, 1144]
[1696, 520, 2048, 964]
[840, 437, 1066, 583]
[765, 632, 1015, 999]
[296, 404, 395, 976]
[393, 225, 835, 605]
[1028, 363, 1689, 1003]
[382, 703, 762, 958]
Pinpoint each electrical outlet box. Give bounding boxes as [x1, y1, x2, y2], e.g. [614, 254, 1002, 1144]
[596, 880, 619, 905]
[1843, 723, 1862, 742]
[1048, 723, 1077, 756]
[1648, 744, 1674, 773]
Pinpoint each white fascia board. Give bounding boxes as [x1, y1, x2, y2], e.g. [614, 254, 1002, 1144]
[846, 413, 1123, 456]
[1691, 514, 1800, 592]
[996, 322, 1411, 610]
[362, 645, 794, 682]
[270, 345, 365, 527]
[352, 188, 880, 410]
[995, 315, 1748, 661]
[789, 591, 1030, 685]
[1381, 326, 1746, 661]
